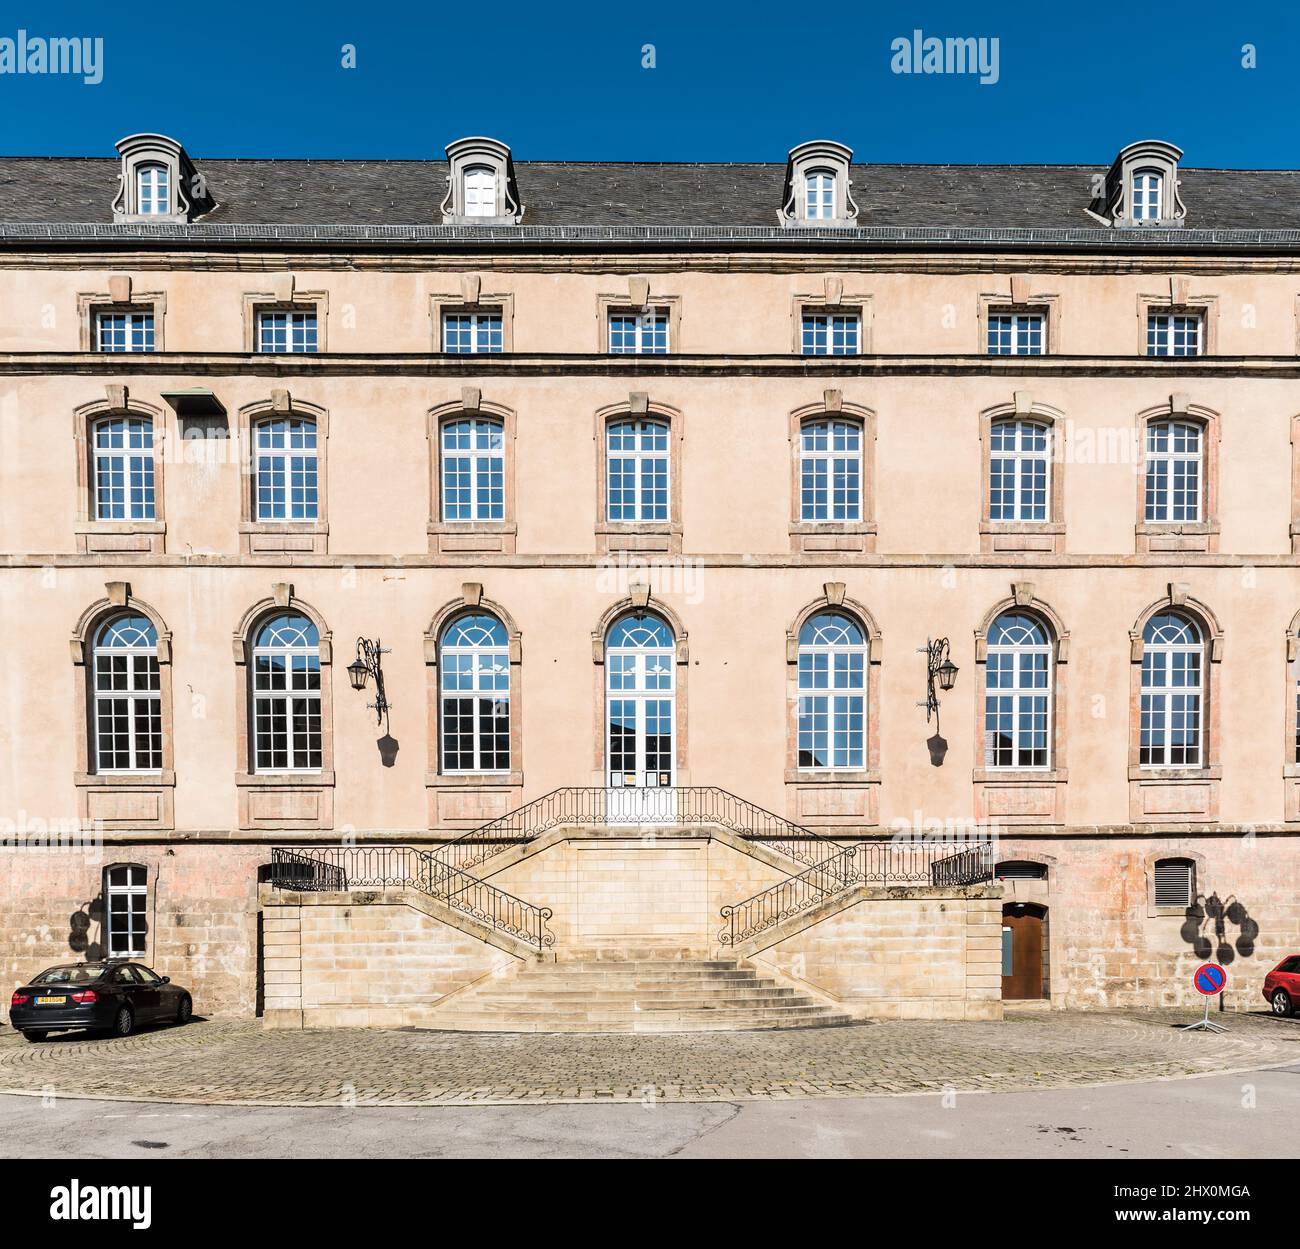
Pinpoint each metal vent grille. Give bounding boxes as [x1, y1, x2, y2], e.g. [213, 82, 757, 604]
[995, 860, 1048, 881]
[1154, 859, 1194, 907]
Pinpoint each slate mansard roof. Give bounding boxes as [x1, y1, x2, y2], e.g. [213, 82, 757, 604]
[2, 154, 1300, 248]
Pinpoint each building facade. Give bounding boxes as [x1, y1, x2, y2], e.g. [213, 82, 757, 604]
[2, 134, 1299, 1020]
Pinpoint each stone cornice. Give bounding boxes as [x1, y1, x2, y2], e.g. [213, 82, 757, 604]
[7, 351, 1300, 378]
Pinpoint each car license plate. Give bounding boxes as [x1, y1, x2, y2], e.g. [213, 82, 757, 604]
[35, 996, 67, 1005]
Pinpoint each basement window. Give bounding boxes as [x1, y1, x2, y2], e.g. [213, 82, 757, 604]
[1153, 858, 1195, 908]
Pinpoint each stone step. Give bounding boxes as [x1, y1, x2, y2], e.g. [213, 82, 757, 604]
[490, 975, 772, 991]
[451, 993, 805, 1011]
[426, 1011, 854, 1033]
[540, 960, 742, 972]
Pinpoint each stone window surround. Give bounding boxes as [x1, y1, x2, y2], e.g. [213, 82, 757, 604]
[1133, 397, 1221, 554]
[100, 861, 151, 960]
[1127, 586, 1223, 824]
[594, 396, 684, 556]
[440, 136, 523, 226]
[779, 140, 859, 228]
[972, 584, 1070, 826]
[241, 280, 329, 353]
[426, 394, 518, 555]
[994, 848, 1059, 1002]
[589, 588, 690, 786]
[1144, 848, 1205, 918]
[1289, 413, 1300, 555]
[72, 388, 167, 555]
[424, 585, 525, 812]
[976, 279, 1060, 353]
[70, 582, 175, 832]
[232, 583, 335, 832]
[237, 394, 330, 556]
[596, 282, 682, 354]
[1137, 284, 1218, 356]
[1283, 610, 1300, 821]
[1097, 139, 1186, 227]
[787, 396, 878, 554]
[792, 281, 873, 353]
[111, 133, 209, 223]
[978, 396, 1067, 555]
[784, 582, 882, 828]
[429, 282, 516, 353]
[77, 276, 166, 352]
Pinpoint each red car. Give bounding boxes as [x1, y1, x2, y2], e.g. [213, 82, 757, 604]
[1263, 955, 1300, 1017]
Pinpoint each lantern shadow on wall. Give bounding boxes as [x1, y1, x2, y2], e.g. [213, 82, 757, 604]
[1181, 893, 1258, 965]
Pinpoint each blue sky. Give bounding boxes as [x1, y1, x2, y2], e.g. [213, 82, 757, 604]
[0, 1, 1295, 166]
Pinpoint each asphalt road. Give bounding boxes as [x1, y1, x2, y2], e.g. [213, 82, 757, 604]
[2, 1061, 1297, 1159]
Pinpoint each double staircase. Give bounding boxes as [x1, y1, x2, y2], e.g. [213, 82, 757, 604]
[423, 956, 853, 1033]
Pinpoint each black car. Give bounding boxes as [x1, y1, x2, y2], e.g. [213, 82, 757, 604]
[9, 960, 192, 1041]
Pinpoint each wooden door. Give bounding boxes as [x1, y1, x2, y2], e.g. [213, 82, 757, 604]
[1001, 906, 1044, 1000]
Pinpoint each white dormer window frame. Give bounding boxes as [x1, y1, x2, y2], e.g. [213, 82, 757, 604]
[780, 141, 858, 228]
[1099, 140, 1186, 227]
[112, 133, 212, 224]
[441, 137, 524, 225]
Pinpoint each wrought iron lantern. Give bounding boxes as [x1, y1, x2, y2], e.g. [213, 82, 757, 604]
[918, 637, 958, 724]
[348, 637, 391, 725]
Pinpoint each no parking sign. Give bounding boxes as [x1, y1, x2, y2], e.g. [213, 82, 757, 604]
[1183, 963, 1229, 1032]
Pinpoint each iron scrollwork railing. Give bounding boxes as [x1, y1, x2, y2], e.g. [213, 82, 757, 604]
[268, 846, 555, 952]
[428, 785, 847, 876]
[719, 839, 995, 947]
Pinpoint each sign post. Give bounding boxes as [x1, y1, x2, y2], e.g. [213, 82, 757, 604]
[1180, 962, 1229, 1032]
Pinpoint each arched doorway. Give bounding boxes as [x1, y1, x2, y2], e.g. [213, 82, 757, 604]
[1001, 902, 1049, 1000]
[605, 611, 676, 821]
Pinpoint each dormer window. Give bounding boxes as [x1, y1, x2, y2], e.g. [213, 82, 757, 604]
[805, 171, 835, 220]
[464, 166, 498, 217]
[112, 133, 212, 223]
[1097, 140, 1185, 227]
[441, 137, 523, 225]
[1131, 169, 1162, 221]
[780, 141, 858, 228]
[136, 164, 170, 216]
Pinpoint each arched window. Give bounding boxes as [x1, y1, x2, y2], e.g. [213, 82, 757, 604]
[441, 417, 505, 521]
[606, 418, 669, 523]
[254, 416, 318, 521]
[606, 613, 675, 788]
[804, 170, 835, 219]
[136, 163, 170, 215]
[797, 612, 866, 770]
[995, 860, 1048, 881]
[1131, 169, 1162, 220]
[1153, 857, 1195, 907]
[252, 614, 322, 772]
[1140, 612, 1203, 767]
[984, 613, 1051, 769]
[92, 415, 155, 521]
[463, 165, 497, 216]
[799, 417, 862, 521]
[440, 614, 511, 772]
[989, 420, 1049, 522]
[93, 615, 162, 772]
[1144, 420, 1201, 522]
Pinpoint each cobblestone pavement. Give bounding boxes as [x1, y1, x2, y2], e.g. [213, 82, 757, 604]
[0, 1009, 1296, 1107]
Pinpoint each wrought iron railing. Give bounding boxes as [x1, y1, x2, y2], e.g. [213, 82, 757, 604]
[719, 839, 995, 947]
[268, 846, 555, 951]
[428, 785, 848, 877]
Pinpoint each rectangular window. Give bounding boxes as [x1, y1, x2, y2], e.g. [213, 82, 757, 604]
[1140, 653, 1202, 767]
[253, 655, 322, 771]
[442, 311, 503, 354]
[989, 421, 1049, 522]
[255, 419, 319, 522]
[984, 651, 1050, 769]
[608, 310, 669, 355]
[441, 418, 505, 521]
[257, 309, 318, 354]
[93, 418, 156, 521]
[799, 419, 862, 522]
[801, 312, 860, 356]
[606, 419, 669, 522]
[1144, 421, 1201, 523]
[797, 652, 865, 770]
[986, 312, 1044, 355]
[105, 865, 148, 957]
[96, 311, 155, 353]
[1146, 312, 1202, 357]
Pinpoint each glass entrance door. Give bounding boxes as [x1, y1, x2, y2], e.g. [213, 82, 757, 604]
[605, 614, 676, 822]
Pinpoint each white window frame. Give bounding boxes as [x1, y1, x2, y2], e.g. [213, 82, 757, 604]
[95, 310, 155, 353]
[256, 309, 318, 354]
[463, 166, 497, 217]
[607, 309, 669, 354]
[1144, 420, 1202, 523]
[254, 417, 319, 522]
[439, 615, 511, 774]
[989, 419, 1050, 523]
[1140, 614, 1203, 769]
[796, 612, 866, 772]
[92, 416, 156, 521]
[1146, 312, 1202, 357]
[986, 311, 1045, 355]
[105, 864, 148, 957]
[801, 312, 860, 356]
[93, 617, 162, 774]
[605, 615, 676, 789]
[983, 614, 1052, 771]
[136, 164, 170, 216]
[606, 418, 670, 523]
[441, 310, 503, 354]
[441, 417, 505, 522]
[799, 418, 862, 522]
[1131, 169, 1163, 221]
[251, 615, 323, 774]
[804, 170, 835, 220]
